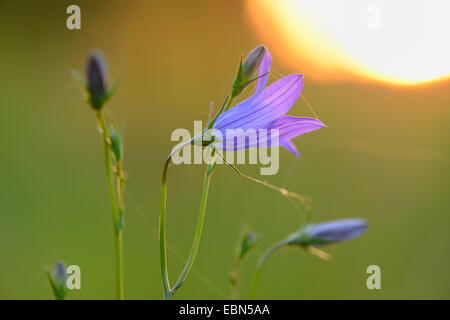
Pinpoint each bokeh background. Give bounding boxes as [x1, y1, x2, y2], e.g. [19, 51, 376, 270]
[0, 0, 449, 299]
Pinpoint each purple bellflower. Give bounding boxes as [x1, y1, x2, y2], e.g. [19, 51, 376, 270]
[211, 46, 326, 157]
[285, 218, 368, 247]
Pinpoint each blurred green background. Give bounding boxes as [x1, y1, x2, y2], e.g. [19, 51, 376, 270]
[0, 0, 449, 299]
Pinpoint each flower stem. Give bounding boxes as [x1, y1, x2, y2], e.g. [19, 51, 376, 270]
[159, 156, 172, 300]
[112, 224, 124, 300]
[229, 258, 242, 299]
[96, 111, 124, 300]
[171, 161, 215, 295]
[159, 154, 216, 299]
[207, 95, 234, 129]
[114, 161, 125, 300]
[249, 241, 286, 300]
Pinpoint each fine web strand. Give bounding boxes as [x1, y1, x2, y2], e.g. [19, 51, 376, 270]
[270, 70, 321, 120]
[301, 93, 320, 120]
[282, 157, 298, 188]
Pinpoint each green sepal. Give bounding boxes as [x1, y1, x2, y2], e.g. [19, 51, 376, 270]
[109, 123, 123, 162]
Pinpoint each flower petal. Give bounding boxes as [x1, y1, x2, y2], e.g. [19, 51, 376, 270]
[213, 114, 325, 153]
[309, 218, 368, 243]
[279, 139, 300, 157]
[269, 116, 326, 141]
[214, 74, 304, 131]
[254, 47, 271, 95]
[214, 128, 261, 151]
[285, 218, 368, 247]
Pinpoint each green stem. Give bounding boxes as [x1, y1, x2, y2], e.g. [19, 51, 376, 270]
[159, 156, 172, 300]
[159, 154, 216, 299]
[96, 111, 124, 300]
[115, 161, 125, 300]
[158, 91, 231, 300]
[250, 241, 286, 300]
[229, 258, 242, 300]
[207, 95, 234, 129]
[114, 226, 124, 300]
[171, 162, 215, 295]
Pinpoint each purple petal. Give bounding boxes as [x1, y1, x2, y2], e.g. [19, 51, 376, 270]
[213, 116, 324, 153]
[279, 139, 300, 157]
[269, 116, 325, 157]
[214, 74, 304, 131]
[254, 47, 271, 95]
[213, 106, 325, 153]
[309, 219, 368, 243]
[53, 261, 66, 286]
[285, 218, 368, 247]
[86, 51, 108, 100]
[214, 128, 262, 151]
[269, 116, 326, 140]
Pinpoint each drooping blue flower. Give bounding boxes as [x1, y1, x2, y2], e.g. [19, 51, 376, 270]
[212, 46, 325, 157]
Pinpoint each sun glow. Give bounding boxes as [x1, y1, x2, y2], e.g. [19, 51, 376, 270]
[246, 0, 450, 85]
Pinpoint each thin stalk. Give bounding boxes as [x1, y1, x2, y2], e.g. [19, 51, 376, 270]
[114, 226, 124, 300]
[171, 161, 215, 295]
[229, 258, 242, 299]
[250, 241, 286, 300]
[159, 154, 216, 299]
[114, 161, 125, 300]
[158, 139, 196, 300]
[95, 111, 124, 300]
[159, 91, 229, 299]
[223, 95, 234, 112]
[207, 95, 233, 129]
[159, 156, 172, 300]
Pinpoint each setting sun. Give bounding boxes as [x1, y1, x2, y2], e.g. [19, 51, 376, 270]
[246, 0, 450, 85]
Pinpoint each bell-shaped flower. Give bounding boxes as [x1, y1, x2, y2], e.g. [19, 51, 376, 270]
[212, 47, 325, 157]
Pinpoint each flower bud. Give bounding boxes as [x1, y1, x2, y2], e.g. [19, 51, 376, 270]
[231, 45, 267, 98]
[53, 261, 66, 287]
[237, 226, 259, 260]
[86, 50, 109, 110]
[45, 260, 67, 300]
[241, 45, 266, 82]
[285, 218, 368, 247]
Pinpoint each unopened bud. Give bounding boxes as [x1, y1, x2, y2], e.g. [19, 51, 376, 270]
[285, 218, 368, 247]
[237, 226, 259, 260]
[45, 260, 67, 300]
[231, 45, 267, 98]
[86, 50, 109, 110]
[241, 45, 266, 82]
